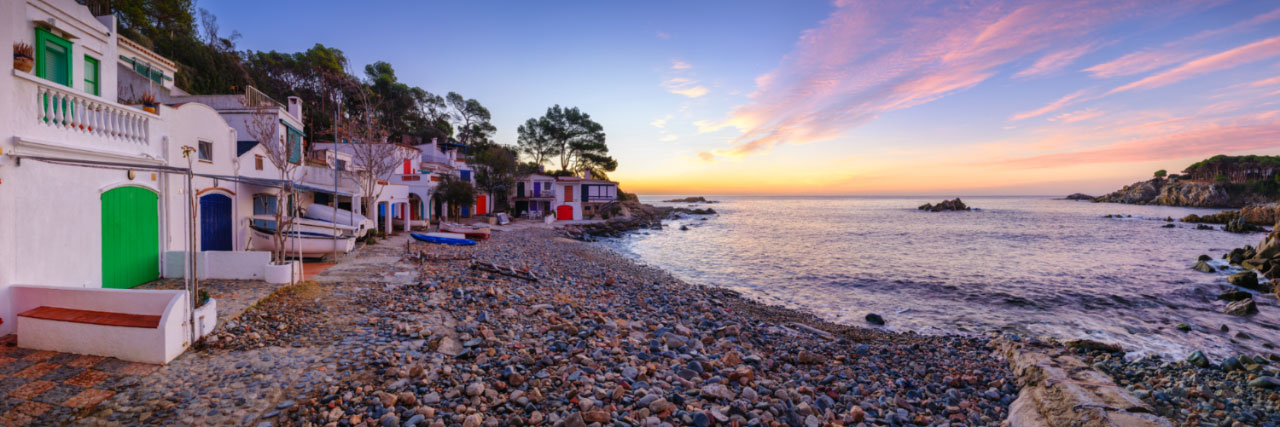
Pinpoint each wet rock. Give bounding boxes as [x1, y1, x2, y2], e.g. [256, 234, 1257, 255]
[1187, 350, 1211, 368]
[1224, 298, 1258, 316]
[1248, 376, 1280, 389]
[1060, 338, 1124, 353]
[1193, 260, 1216, 273]
[1218, 290, 1253, 301]
[865, 313, 885, 325]
[918, 198, 971, 212]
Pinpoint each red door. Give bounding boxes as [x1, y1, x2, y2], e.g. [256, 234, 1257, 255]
[476, 195, 487, 215]
[556, 205, 573, 220]
[402, 159, 411, 174]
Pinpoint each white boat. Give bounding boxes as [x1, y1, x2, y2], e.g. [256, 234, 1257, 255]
[249, 226, 356, 258]
[441, 222, 491, 240]
[303, 205, 372, 237]
[250, 215, 359, 237]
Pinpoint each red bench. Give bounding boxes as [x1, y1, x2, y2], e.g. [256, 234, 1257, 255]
[19, 306, 161, 329]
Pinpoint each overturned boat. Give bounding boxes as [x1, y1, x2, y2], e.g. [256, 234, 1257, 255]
[303, 204, 373, 237]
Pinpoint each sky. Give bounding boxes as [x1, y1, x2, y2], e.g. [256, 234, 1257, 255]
[204, 0, 1280, 196]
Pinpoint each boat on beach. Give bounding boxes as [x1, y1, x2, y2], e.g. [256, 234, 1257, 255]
[250, 215, 360, 238]
[249, 226, 357, 257]
[411, 232, 477, 246]
[440, 222, 491, 240]
[303, 205, 373, 237]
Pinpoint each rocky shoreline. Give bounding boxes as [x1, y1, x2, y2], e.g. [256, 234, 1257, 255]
[171, 229, 1021, 426]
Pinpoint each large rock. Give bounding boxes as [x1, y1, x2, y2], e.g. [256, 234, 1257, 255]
[1228, 271, 1260, 290]
[1224, 298, 1258, 316]
[1064, 193, 1094, 201]
[918, 198, 970, 212]
[1094, 178, 1232, 207]
[996, 339, 1171, 426]
[1192, 260, 1215, 273]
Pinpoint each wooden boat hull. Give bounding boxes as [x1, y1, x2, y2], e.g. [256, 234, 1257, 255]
[250, 227, 356, 257]
[440, 222, 491, 240]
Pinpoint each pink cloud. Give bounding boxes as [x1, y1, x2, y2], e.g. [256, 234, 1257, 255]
[700, 0, 1192, 160]
[995, 114, 1280, 168]
[1014, 43, 1097, 78]
[1085, 8, 1280, 79]
[1049, 108, 1105, 123]
[1010, 89, 1090, 121]
[1083, 49, 1196, 78]
[1108, 36, 1280, 94]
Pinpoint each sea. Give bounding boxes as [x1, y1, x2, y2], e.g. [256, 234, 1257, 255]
[599, 196, 1279, 360]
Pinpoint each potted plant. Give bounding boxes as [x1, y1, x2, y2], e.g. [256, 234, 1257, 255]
[13, 42, 33, 73]
[139, 91, 158, 114]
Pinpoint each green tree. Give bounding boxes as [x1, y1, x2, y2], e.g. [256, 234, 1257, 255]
[436, 174, 476, 220]
[472, 144, 519, 212]
[446, 92, 496, 146]
[529, 105, 616, 175]
[1154, 169, 1167, 179]
[516, 117, 558, 167]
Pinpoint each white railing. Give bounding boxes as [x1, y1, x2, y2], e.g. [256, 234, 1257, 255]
[30, 78, 151, 145]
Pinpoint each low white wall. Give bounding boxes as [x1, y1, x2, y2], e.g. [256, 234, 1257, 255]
[11, 285, 189, 364]
[163, 251, 271, 280]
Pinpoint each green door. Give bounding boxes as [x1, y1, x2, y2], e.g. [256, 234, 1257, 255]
[101, 186, 160, 289]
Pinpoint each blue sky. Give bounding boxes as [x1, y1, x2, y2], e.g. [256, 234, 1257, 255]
[204, 0, 1280, 195]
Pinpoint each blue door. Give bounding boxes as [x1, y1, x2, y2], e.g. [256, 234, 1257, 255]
[200, 193, 233, 251]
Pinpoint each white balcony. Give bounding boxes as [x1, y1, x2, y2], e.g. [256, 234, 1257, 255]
[12, 71, 161, 160]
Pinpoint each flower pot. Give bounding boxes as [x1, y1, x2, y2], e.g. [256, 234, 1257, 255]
[142, 104, 158, 114]
[194, 298, 217, 337]
[264, 262, 294, 284]
[13, 56, 33, 73]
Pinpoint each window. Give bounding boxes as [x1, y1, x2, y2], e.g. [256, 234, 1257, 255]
[284, 124, 304, 164]
[335, 159, 347, 171]
[83, 56, 100, 96]
[255, 155, 264, 170]
[197, 141, 213, 162]
[36, 28, 72, 86]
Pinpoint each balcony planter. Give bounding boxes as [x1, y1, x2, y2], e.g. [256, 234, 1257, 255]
[264, 261, 295, 284]
[13, 42, 33, 73]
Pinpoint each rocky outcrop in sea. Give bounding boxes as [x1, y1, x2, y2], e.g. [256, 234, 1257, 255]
[1093, 178, 1233, 207]
[918, 198, 971, 212]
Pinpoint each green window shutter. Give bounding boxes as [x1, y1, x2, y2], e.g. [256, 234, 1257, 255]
[83, 56, 99, 96]
[36, 28, 73, 86]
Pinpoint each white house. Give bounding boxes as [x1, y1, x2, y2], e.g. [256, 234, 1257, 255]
[513, 173, 557, 219]
[309, 141, 419, 235]
[552, 173, 619, 221]
[0, 0, 196, 363]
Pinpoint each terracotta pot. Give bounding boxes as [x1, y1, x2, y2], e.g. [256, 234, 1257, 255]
[13, 56, 33, 73]
[143, 105, 158, 114]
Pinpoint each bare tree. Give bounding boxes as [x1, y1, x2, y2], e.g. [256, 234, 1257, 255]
[243, 93, 302, 264]
[346, 90, 400, 230]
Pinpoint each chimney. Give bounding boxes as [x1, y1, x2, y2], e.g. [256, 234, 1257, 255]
[584, 170, 592, 180]
[287, 96, 303, 121]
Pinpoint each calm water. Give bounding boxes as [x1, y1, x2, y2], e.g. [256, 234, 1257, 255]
[603, 196, 1280, 360]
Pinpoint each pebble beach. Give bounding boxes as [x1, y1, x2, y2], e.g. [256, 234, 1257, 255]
[83, 228, 1018, 426]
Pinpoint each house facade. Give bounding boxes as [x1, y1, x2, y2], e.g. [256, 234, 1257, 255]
[0, 0, 169, 336]
[550, 173, 619, 221]
[513, 173, 557, 219]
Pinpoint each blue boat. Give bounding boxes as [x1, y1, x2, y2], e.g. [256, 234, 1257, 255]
[411, 232, 477, 246]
